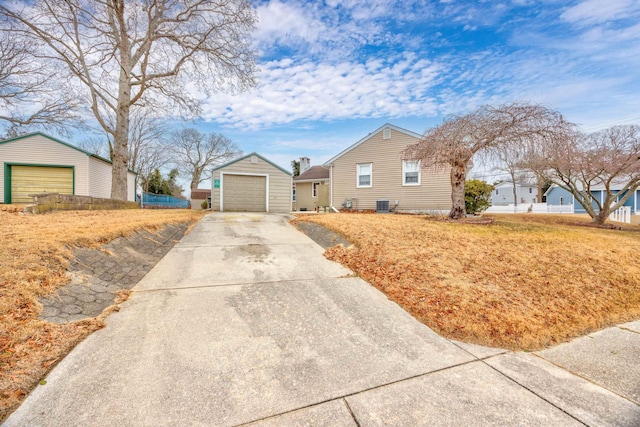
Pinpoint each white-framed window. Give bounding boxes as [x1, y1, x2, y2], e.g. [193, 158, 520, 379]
[402, 160, 421, 186]
[292, 187, 296, 201]
[529, 187, 533, 194]
[312, 182, 320, 197]
[357, 163, 372, 188]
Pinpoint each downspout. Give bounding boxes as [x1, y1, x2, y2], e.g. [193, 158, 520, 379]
[329, 163, 339, 213]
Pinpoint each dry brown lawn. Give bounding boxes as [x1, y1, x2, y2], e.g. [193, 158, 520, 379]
[0, 208, 204, 421]
[293, 213, 640, 351]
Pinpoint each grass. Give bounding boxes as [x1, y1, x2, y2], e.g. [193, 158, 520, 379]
[293, 213, 640, 351]
[0, 208, 204, 421]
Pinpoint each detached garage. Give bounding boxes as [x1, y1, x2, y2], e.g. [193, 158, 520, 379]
[1, 132, 137, 204]
[211, 153, 292, 213]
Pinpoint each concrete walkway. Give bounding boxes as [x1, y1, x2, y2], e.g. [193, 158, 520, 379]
[5, 213, 640, 426]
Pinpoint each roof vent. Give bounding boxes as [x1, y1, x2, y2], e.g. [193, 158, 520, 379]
[376, 199, 390, 213]
[383, 128, 391, 139]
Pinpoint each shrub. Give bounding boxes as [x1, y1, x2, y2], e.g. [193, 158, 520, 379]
[465, 179, 494, 214]
[201, 200, 209, 210]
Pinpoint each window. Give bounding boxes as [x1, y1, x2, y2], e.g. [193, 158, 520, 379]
[402, 160, 421, 185]
[529, 187, 533, 194]
[292, 187, 296, 201]
[357, 163, 372, 188]
[496, 189, 499, 195]
[312, 182, 320, 197]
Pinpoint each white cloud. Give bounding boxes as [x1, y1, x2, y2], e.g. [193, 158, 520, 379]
[202, 54, 442, 128]
[254, 1, 326, 48]
[561, 0, 640, 25]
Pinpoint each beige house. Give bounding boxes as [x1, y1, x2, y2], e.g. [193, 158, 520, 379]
[191, 188, 211, 210]
[324, 124, 451, 213]
[1, 132, 136, 204]
[211, 152, 292, 213]
[293, 165, 330, 211]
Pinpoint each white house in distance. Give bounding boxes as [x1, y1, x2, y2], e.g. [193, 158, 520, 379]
[0, 132, 136, 204]
[491, 181, 538, 206]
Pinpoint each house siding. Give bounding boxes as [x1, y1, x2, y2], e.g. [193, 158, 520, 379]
[0, 134, 89, 202]
[212, 155, 292, 213]
[88, 157, 113, 199]
[89, 156, 136, 202]
[328, 128, 451, 212]
[492, 183, 538, 206]
[544, 187, 639, 214]
[294, 180, 329, 211]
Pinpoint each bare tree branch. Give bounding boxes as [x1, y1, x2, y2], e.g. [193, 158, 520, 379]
[0, 0, 257, 200]
[405, 101, 572, 219]
[167, 128, 241, 189]
[526, 124, 640, 224]
[0, 28, 82, 137]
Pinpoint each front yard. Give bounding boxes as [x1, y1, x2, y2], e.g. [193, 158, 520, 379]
[293, 213, 640, 351]
[0, 208, 204, 420]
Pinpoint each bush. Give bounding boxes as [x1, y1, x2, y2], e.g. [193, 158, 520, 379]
[465, 179, 494, 214]
[201, 200, 209, 210]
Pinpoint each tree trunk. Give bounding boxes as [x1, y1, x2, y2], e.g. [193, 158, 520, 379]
[594, 209, 608, 225]
[449, 162, 467, 219]
[191, 169, 202, 190]
[111, 63, 131, 200]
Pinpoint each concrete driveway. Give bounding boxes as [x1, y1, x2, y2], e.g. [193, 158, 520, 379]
[6, 213, 639, 426]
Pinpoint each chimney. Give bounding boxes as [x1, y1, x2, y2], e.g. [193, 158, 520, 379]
[300, 157, 311, 173]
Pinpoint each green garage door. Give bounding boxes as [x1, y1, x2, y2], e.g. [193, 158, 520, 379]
[11, 166, 73, 203]
[222, 174, 266, 212]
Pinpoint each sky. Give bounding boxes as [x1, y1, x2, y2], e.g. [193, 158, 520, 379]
[185, 0, 640, 176]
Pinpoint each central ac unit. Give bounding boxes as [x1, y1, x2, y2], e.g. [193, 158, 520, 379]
[376, 199, 390, 213]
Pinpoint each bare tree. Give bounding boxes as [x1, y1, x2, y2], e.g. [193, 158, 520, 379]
[77, 137, 111, 159]
[493, 144, 535, 208]
[0, 29, 80, 137]
[528, 125, 640, 225]
[79, 108, 168, 191]
[0, 0, 257, 200]
[405, 102, 571, 219]
[168, 128, 241, 189]
[127, 109, 167, 173]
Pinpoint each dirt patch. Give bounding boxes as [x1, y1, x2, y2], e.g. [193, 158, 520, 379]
[293, 220, 353, 249]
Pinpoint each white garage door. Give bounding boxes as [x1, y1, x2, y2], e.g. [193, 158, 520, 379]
[222, 174, 267, 212]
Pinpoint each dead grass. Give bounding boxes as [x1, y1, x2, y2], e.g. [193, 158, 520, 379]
[293, 213, 640, 351]
[0, 208, 204, 421]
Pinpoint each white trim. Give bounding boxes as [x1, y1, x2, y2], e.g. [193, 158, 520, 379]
[312, 181, 320, 198]
[329, 164, 334, 207]
[219, 172, 269, 212]
[356, 163, 373, 188]
[323, 123, 422, 166]
[402, 159, 421, 186]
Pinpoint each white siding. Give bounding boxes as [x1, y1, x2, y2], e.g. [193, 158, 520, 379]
[88, 157, 112, 199]
[212, 155, 292, 213]
[1, 134, 137, 203]
[329, 128, 452, 212]
[127, 170, 136, 202]
[0, 134, 89, 202]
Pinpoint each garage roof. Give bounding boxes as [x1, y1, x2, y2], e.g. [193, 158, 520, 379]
[212, 152, 292, 176]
